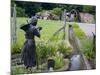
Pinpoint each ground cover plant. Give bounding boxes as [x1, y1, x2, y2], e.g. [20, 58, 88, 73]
[72, 23, 86, 39]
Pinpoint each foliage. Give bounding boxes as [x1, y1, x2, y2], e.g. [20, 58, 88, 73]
[11, 41, 21, 54]
[14, 1, 42, 17]
[36, 40, 57, 59]
[53, 52, 64, 69]
[36, 40, 72, 60]
[72, 22, 95, 68]
[50, 7, 62, 16]
[13, 1, 95, 17]
[81, 39, 95, 61]
[83, 5, 96, 15]
[49, 31, 64, 41]
[16, 7, 27, 17]
[81, 38, 96, 68]
[37, 19, 64, 40]
[11, 67, 29, 75]
[11, 18, 64, 54]
[57, 40, 72, 56]
[72, 23, 95, 60]
[11, 18, 72, 57]
[72, 23, 86, 39]
[11, 17, 72, 59]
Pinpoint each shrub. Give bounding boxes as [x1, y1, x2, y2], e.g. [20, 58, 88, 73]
[72, 23, 86, 39]
[36, 40, 57, 59]
[36, 40, 48, 59]
[50, 7, 62, 16]
[83, 6, 95, 14]
[16, 7, 27, 17]
[36, 40, 72, 64]
[54, 52, 64, 69]
[11, 67, 29, 75]
[81, 39, 95, 60]
[57, 40, 72, 57]
[11, 41, 21, 54]
[81, 38, 96, 69]
[50, 7, 62, 20]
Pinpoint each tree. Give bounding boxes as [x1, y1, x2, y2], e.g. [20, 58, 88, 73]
[83, 5, 96, 15]
[15, 1, 42, 17]
[16, 7, 26, 17]
[50, 7, 62, 16]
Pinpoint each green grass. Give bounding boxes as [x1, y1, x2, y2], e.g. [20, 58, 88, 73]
[11, 67, 29, 75]
[81, 38, 96, 69]
[81, 39, 95, 60]
[53, 52, 64, 69]
[11, 17, 73, 74]
[72, 23, 86, 39]
[11, 17, 64, 54]
[37, 19, 64, 40]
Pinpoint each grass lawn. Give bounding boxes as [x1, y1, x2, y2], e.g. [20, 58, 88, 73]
[11, 17, 95, 74]
[11, 17, 65, 54]
[72, 23, 86, 40]
[11, 17, 73, 74]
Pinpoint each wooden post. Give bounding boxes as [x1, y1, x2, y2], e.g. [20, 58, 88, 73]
[13, 4, 17, 43]
[63, 9, 69, 41]
[92, 32, 96, 51]
[63, 9, 66, 40]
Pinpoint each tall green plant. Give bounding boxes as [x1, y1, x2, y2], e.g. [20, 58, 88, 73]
[11, 41, 21, 54]
[57, 40, 72, 57]
[54, 52, 64, 69]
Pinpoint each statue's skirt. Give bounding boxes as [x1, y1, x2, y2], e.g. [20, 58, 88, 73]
[21, 39, 36, 67]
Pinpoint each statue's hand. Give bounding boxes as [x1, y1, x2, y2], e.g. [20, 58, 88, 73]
[38, 27, 42, 31]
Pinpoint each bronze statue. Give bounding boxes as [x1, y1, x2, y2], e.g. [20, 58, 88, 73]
[20, 16, 42, 69]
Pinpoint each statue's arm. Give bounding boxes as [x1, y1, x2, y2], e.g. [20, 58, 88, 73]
[36, 26, 42, 31]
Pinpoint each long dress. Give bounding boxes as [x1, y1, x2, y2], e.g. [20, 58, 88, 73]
[21, 24, 37, 68]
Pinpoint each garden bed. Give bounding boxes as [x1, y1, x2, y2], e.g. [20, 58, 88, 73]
[11, 18, 73, 74]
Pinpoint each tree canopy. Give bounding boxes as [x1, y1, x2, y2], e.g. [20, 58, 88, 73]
[11, 1, 96, 17]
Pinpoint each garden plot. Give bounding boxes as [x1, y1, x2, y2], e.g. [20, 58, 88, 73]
[11, 17, 73, 74]
[11, 18, 95, 74]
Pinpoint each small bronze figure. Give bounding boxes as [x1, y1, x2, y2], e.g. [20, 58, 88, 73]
[20, 15, 42, 69]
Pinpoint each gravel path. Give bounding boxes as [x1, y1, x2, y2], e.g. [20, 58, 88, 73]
[78, 23, 96, 37]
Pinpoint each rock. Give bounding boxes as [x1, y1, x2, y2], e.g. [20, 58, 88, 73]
[69, 54, 81, 71]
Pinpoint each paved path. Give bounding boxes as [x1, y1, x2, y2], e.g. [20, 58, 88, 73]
[78, 23, 96, 37]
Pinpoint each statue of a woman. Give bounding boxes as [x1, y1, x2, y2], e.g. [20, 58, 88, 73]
[20, 16, 42, 69]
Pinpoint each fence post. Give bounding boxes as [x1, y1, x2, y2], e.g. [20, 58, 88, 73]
[63, 9, 66, 40]
[92, 32, 96, 51]
[63, 9, 69, 41]
[13, 4, 17, 43]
